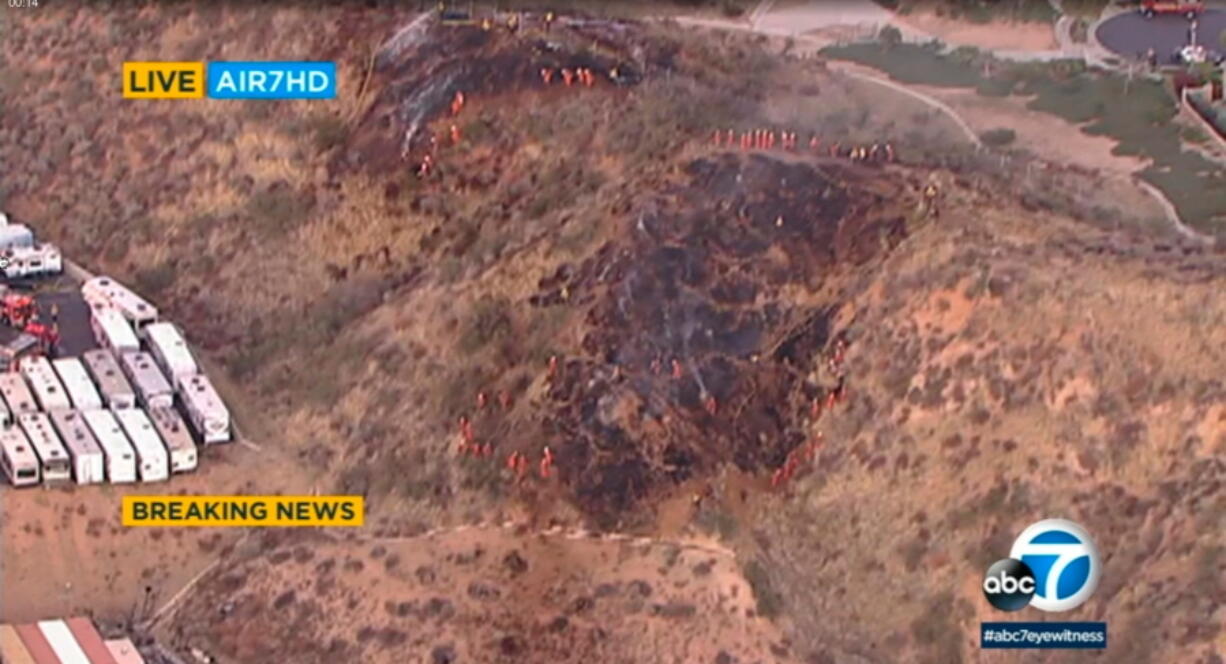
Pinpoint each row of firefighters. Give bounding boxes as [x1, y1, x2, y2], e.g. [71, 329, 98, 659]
[539, 67, 599, 87]
[454, 334, 852, 491]
[714, 128, 897, 162]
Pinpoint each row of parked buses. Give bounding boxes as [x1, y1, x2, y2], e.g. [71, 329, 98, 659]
[0, 276, 231, 487]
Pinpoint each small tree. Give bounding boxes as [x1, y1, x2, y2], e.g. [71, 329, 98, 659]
[1219, 28, 1226, 51]
[879, 25, 903, 48]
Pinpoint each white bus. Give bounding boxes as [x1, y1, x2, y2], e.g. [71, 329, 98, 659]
[0, 372, 38, 417]
[81, 349, 137, 409]
[90, 304, 140, 355]
[119, 351, 173, 409]
[180, 373, 231, 444]
[0, 424, 39, 487]
[19, 356, 72, 412]
[17, 412, 71, 483]
[37, 619, 92, 664]
[49, 410, 106, 485]
[141, 321, 198, 388]
[81, 276, 158, 329]
[52, 357, 104, 410]
[113, 408, 169, 482]
[81, 408, 137, 483]
[148, 405, 198, 473]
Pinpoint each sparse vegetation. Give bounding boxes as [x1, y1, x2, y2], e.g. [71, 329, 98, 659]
[979, 127, 1016, 147]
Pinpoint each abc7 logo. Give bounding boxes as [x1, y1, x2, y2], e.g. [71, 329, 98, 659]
[982, 558, 1037, 611]
[983, 518, 1101, 612]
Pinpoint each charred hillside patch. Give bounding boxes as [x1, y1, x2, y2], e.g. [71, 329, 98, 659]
[529, 153, 912, 525]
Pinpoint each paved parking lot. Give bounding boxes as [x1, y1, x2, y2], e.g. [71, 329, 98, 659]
[36, 291, 97, 357]
[1096, 9, 1226, 62]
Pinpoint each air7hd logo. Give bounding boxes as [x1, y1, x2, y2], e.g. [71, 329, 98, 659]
[983, 519, 1101, 612]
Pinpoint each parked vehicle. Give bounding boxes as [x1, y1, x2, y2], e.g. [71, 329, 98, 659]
[148, 405, 198, 473]
[0, 424, 39, 486]
[49, 410, 106, 485]
[81, 276, 158, 330]
[179, 373, 231, 444]
[81, 408, 137, 483]
[52, 357, 104, 410]
[0, 244, 62, 279]
[89, 305, 140, 356]
[113, 408, 169, 482]
[81, 349, 137, 409]
[141, 321, 198, 388]
[1140, 0, 1204, 18]
[119, 351, 173, 409]
[0, 372, 38, 417]
[17, 411, 72, 483]
[20, 356, 72, 412]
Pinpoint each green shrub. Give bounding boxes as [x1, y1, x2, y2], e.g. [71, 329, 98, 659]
[979, 128, 1017, 147]
[459, 296, 512, 353]
[742, 559, 784, 619]
[133, 261, 178, 296]
[245, 187, 311, 236]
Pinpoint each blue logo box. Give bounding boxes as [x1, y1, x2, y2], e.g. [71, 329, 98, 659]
[981, 622, 1107, 649]
[206, 62, 336, 99]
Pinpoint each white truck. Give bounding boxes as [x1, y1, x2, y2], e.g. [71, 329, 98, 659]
[148, 405, 197, 473]
[113, 408, 169, 482]
[52, 357, 104, 410]
[81, 349, 137, 409]
[49, 410, 106, 485]
[179, 373, 231, 444]
[20, 355, 72, 412]
[17, 411, 72, 483]
[120, 351, 174, 409]
[141, 321, 198, 388]
[80, 408, 137, 483]
[81, 276, 158, 330]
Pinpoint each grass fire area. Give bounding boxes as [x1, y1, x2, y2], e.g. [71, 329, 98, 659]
[3, 4, 1225, 664]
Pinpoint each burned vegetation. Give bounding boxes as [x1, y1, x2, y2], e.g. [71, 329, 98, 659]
[313, 14, 920, 527]
[533, 154, 912, 524]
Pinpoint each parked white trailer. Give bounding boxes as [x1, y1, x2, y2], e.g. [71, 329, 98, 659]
[81, 276, 158, 329]
[0, 424, 39, 487]
[80, 408, 137, 483]
[90, 305, 140, 355]
[49, 410, 106, 485]
[180, 373, 231, 444]
[19, 356, 72, 412]
[120, 351, 173, 409]
[51, 357, 104, 410]
[17, 412, 71, 483]
[141, 321, 198, 388]
[113, 408, 169, 482]
[36, 619, 92, 664]
[0, 372, 38, 416]
[1, 244, 63, 279]
[81, 349, 137, 409]
[148, 406, 197, 473]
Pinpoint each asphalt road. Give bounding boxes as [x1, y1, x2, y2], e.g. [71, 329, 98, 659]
[36, 291, 97, 357]
[1096, 9, 1226, 61]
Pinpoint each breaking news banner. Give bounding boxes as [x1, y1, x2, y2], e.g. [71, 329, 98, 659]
[122, 61, 336, 100]
[980, 622, 1107, 650]
[121, 496, 363, 527]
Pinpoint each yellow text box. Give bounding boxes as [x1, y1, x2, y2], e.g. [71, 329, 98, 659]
[122, 62, 205, 99]
[122, 495, 364, 527]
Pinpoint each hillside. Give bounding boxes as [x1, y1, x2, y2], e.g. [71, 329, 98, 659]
[2, 4, 1224, 664]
